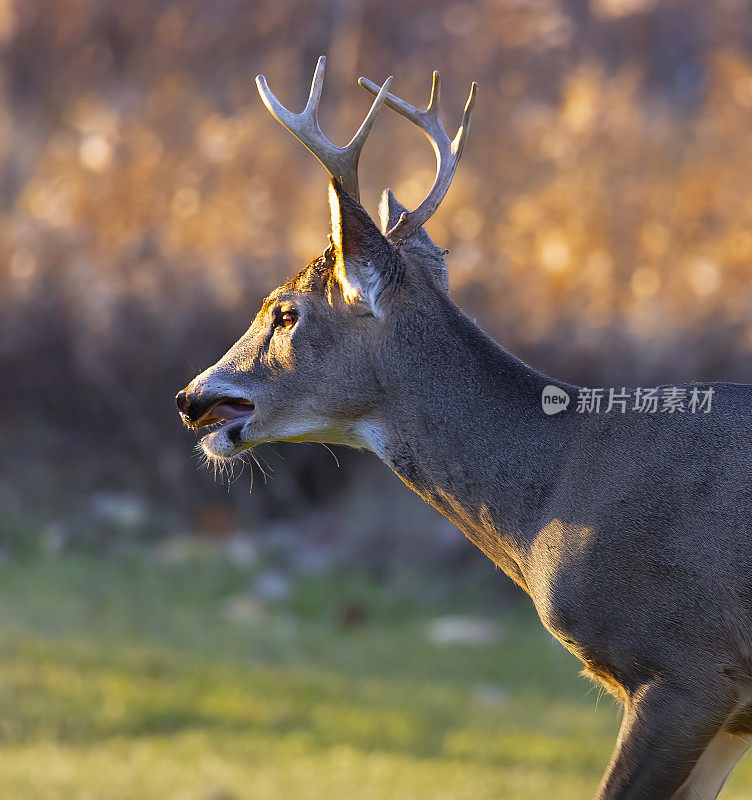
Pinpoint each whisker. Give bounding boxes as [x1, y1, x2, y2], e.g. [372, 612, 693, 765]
[253, 450, 276, 475]
[320, 443, 340, 468]
[265, 444, 285, 461]
[250, 451, 271, 484]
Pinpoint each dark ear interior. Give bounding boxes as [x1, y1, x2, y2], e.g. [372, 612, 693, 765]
[378, 189, 449, 292]
[328, 180, 400, 313]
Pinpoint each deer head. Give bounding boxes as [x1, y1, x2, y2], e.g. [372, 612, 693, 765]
[176, 57, 476, 462]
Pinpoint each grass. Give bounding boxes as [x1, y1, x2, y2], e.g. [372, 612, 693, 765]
[0, 551, 749, 799]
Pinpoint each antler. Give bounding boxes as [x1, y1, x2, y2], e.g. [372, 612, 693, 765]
[358, 71, 477, 245]
[256, 56, 393, 202]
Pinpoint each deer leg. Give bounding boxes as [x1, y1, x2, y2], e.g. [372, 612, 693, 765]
[594, 680, 735, 800]
[670, 730, 748, 800]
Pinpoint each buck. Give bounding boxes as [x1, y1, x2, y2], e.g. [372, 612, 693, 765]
[175, 57, 752, 799]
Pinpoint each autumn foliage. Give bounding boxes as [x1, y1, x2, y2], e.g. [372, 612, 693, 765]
[2, 0, 752, 544]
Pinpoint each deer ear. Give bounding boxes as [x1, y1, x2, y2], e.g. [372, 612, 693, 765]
[328, 180, 400, 316]
[378, 189, 449, 292]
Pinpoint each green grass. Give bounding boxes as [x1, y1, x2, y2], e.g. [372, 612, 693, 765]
[0, 551, 749, 799]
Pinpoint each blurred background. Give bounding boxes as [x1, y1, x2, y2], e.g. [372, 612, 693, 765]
[2, 1, 752, 798]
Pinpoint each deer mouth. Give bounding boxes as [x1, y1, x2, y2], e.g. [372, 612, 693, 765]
[193, 398, 255, 431]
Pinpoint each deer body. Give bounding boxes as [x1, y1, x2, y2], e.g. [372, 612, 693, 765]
[176, 58, 752, 798]
[346, 268, 752, 719]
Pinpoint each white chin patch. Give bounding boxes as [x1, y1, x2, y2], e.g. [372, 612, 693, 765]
[200, 421, 248, 459]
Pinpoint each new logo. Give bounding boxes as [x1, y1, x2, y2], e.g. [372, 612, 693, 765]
[542, 385, 570, 415]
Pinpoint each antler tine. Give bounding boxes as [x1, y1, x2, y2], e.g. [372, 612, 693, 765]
[256, 56, 393, 201]
[304, 54, 326, 119]
[427, 70, 441, 114]
[358, 72, 478, 245]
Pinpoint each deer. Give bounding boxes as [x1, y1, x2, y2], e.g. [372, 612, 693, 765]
[175, 56, 752, 799]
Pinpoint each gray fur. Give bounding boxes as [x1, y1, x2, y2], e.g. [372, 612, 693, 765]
[178, 186, 752, 800]
[378, 189, 449, 291]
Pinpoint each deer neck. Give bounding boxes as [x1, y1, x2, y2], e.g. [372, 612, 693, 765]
[357, 291, 574, 592]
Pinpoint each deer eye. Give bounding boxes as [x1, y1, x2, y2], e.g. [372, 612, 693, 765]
[277, 309, 298, 330]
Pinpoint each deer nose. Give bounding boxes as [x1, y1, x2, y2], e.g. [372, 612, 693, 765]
[176, 385, 225, 425]
[175, 388, 189, 414]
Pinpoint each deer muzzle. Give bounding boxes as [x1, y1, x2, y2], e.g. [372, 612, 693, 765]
[175, 387, 255, 429]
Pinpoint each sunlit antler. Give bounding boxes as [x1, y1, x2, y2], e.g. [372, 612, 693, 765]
[358, 71, 477, 245]
[256, 56, 393, 201]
